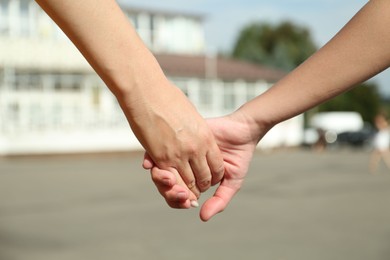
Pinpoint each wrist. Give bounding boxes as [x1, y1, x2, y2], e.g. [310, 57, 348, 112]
[230, 106, 273, 145]
[105, 46, 168, 102]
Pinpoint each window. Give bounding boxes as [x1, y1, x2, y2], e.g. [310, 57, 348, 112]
[199, 85, 213, 109]
[0, 69, 4, 89]
[53, 74, 82, 92]
[170, 79, 189, 97]
[127, 13, 138, 29]
[92, 85, 101, 107]
[0, 1, 9, 35]
[223, 84, 236, 111]
[150, 14, 155, 46]
[52, 103, 63, 127]
[29, 102, 44, 129]
[8, 102, 20, 123]
[14, 72, 43, 90]
[20, 0, 30, 36]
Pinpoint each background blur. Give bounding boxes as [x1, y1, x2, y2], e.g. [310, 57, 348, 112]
[1, 150, 390, 260]
[0, 0, 389, 259]
[1, 0, 389, 155]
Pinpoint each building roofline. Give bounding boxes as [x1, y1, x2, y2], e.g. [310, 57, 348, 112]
[117, 2, 206, 21]
[155, 53, 286, 83]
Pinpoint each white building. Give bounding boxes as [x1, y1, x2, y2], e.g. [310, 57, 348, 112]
[0, 0, 303, 155]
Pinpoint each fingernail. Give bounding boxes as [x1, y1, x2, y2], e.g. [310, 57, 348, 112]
[177, 192, 187, 200]
[162, 178, 171, 186]
[190, 200, 199, 208]
[199, 180, 210, 189]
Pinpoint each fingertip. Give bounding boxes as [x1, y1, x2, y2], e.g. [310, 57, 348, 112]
[199, 197, 226, 222]
[167, 199, 192, 209]
[142, 153, 154, 169]
[190, 200, 199, 208]
[142, 161, 153, 170]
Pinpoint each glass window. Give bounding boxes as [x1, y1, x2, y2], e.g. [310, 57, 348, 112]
[170, 79, 189, 97]
[52, 103, 63, 127]
[150, 14, 155, 46]
[52, 74, 82, 91]
[92, 85, 101, 107]
[0, 69, 4, 89]
[14, 72, 43, 90]
[14, 74, 29, 90]
[8, 102, 20, 123]
[223, 84, 236, 110]
[199, 85, 213, 109]
[20, 0, 30, 36]
[127, 13, 138, 29]
[0, 1, 9, 35]
[30, 102, 44, 129]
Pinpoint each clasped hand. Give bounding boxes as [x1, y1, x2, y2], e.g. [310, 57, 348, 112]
[143, 112, 262, 221]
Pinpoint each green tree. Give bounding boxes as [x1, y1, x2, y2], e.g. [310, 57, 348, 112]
[317, 82, 382, 124]
[232, 21, 317, 71]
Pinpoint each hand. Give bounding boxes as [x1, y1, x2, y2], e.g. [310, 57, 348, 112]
[120, 79, 224, 197]
[144, 110, 267, 221]
[143, 153, 199, 209]
[35, 0, 224, 197]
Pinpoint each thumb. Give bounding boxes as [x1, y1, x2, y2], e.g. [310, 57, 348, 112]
[199, 179, 242, 222]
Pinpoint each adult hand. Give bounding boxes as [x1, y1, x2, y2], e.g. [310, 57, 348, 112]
[144, 111, 267, 221]
[121, 79, 224, 197]
[35, 0, 224, 198]
[143, 153, 199, 209]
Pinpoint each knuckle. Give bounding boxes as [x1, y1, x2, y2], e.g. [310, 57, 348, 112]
[187, 179, 196, 190]
[214, 164, 225, 175]
[150, 173, 159, 183]
[211, 165, 225, 185]
[197, 178, 211, 191]
[153, 151, 180, 167]
[187, 181, 200, 198]
[185, 142, 199, 156]
[151, 172, 168, 185]
[153, 152, 169, 165]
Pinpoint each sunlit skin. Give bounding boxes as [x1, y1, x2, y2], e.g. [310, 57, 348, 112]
[146, 0, 390, 221]
[35, 0, 225, 197]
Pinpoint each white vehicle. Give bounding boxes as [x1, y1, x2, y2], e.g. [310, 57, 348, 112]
[304, 112, 365, 145]
[310, 112, 364, 134]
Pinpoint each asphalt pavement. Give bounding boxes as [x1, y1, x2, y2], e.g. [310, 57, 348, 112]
[0, 149, 389, 260]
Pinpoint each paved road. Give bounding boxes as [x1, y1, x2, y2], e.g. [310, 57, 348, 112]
[0, 149, 389, 260]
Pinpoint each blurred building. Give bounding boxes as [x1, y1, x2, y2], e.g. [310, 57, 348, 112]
[0, 0, 303, 155]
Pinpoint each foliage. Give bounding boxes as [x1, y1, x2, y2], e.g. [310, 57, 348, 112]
[232, 21, 317, 71]
[231, 20, 384, 124]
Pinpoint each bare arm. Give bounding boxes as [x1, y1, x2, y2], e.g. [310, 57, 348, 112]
[35, 0, 224, 197]
[148, 0, 390, 221]
[239, 0, 390, 135]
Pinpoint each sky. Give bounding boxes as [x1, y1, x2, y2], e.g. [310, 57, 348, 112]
[120, 0, 390, 97]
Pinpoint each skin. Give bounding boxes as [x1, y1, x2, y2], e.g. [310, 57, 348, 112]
[144, 112, 258, 216]
[34, 0, 225, 197]
[146, 0, 390, 221]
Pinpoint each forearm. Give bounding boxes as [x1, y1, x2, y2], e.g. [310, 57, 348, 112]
[239, 0, 390, 136]
[35, 0, 225, 194]
[35, 0, 167, 99]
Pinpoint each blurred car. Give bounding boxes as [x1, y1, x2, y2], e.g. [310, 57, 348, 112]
[303, 112, 375, 149]
[336, 123, 375, 148]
